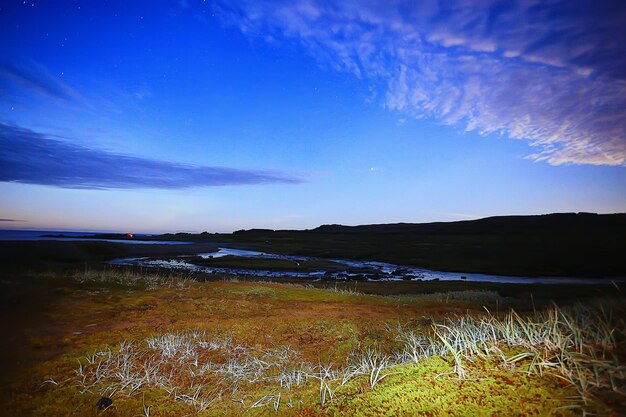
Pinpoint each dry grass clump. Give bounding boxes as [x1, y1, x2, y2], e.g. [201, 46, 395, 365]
[73, 268, 193, 290]
[396, 302, 625, 409]
[76, 331, 317, 412]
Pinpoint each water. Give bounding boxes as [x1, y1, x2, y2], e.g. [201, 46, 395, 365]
[0, 229, 191, 245]
[110, 247, 625, 285]
[198, 247, 311, 261]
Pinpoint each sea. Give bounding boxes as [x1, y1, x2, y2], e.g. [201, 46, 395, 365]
[0, 229, 190, 244]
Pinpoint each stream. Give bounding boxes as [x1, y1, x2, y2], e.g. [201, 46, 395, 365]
[109, 247, 624, 285]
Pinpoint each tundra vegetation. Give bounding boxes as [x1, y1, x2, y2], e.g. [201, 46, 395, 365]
[1, 268, 624, 416]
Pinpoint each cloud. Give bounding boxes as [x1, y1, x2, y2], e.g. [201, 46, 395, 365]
[0, 60, 81, 103]
[214, 0, 626, 166]
[0, 123, 305, 189]
[0, 218, 25, 222]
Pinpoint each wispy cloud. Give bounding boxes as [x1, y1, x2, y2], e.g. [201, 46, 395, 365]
[0, 218, 25, 222]
[215, 0, 626, 166]
[0, 60, 81, 103]
[0, 123, 305, 189]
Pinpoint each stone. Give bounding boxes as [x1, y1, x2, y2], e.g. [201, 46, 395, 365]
[96, 397, 113, 411]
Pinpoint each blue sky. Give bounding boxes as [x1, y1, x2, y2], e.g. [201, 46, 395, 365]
[1, 0, 625, 232]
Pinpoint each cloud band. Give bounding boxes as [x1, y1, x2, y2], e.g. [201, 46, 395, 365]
[0, 123, 305, 189]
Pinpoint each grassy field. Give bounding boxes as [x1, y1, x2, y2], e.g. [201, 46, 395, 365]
[1, 268, 624, 416]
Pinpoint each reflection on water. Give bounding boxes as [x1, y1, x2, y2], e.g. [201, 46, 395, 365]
[197, 247, 306, 260]
[110, 247, 625, 285]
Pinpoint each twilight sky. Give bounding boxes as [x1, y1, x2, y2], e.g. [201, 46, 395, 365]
[1, 0, 625, 232]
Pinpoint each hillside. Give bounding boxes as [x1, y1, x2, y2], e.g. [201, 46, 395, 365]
[208, 213, 626, 277]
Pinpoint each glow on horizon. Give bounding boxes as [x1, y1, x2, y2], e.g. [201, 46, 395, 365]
[1, 1, 625, 232]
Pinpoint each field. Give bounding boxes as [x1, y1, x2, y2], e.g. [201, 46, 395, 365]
[1, 268, 624, 416]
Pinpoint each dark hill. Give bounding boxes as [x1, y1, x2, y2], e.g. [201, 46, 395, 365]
[309, 213, 625, 236]
[221, 213, 626, 277]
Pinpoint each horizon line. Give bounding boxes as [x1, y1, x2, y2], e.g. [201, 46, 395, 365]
[1, 211, 623, 236]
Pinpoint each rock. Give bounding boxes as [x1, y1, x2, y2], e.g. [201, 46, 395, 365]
[348, 274, 366, 281]
[96, 397, 113, 411]
[336, 273, 349, 281]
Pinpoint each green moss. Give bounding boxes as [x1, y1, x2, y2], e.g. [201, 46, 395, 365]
[324, 357, 582, 417]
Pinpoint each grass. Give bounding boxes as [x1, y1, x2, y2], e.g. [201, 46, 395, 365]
[1, 268, 624, 416]
[72, 268, 194, 290]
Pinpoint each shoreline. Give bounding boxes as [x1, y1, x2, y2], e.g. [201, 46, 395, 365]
[1, 239, 624, 283]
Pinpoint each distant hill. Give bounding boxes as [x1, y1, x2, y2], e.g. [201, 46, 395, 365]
[225, 213, 626, 277]
[308, 212, 626, 235]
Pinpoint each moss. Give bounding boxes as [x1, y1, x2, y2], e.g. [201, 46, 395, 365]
[0, 271, 619, 416]
[324, 357, 582, 417]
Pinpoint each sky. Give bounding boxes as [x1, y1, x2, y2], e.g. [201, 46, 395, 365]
[1, 0, 625, 233]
